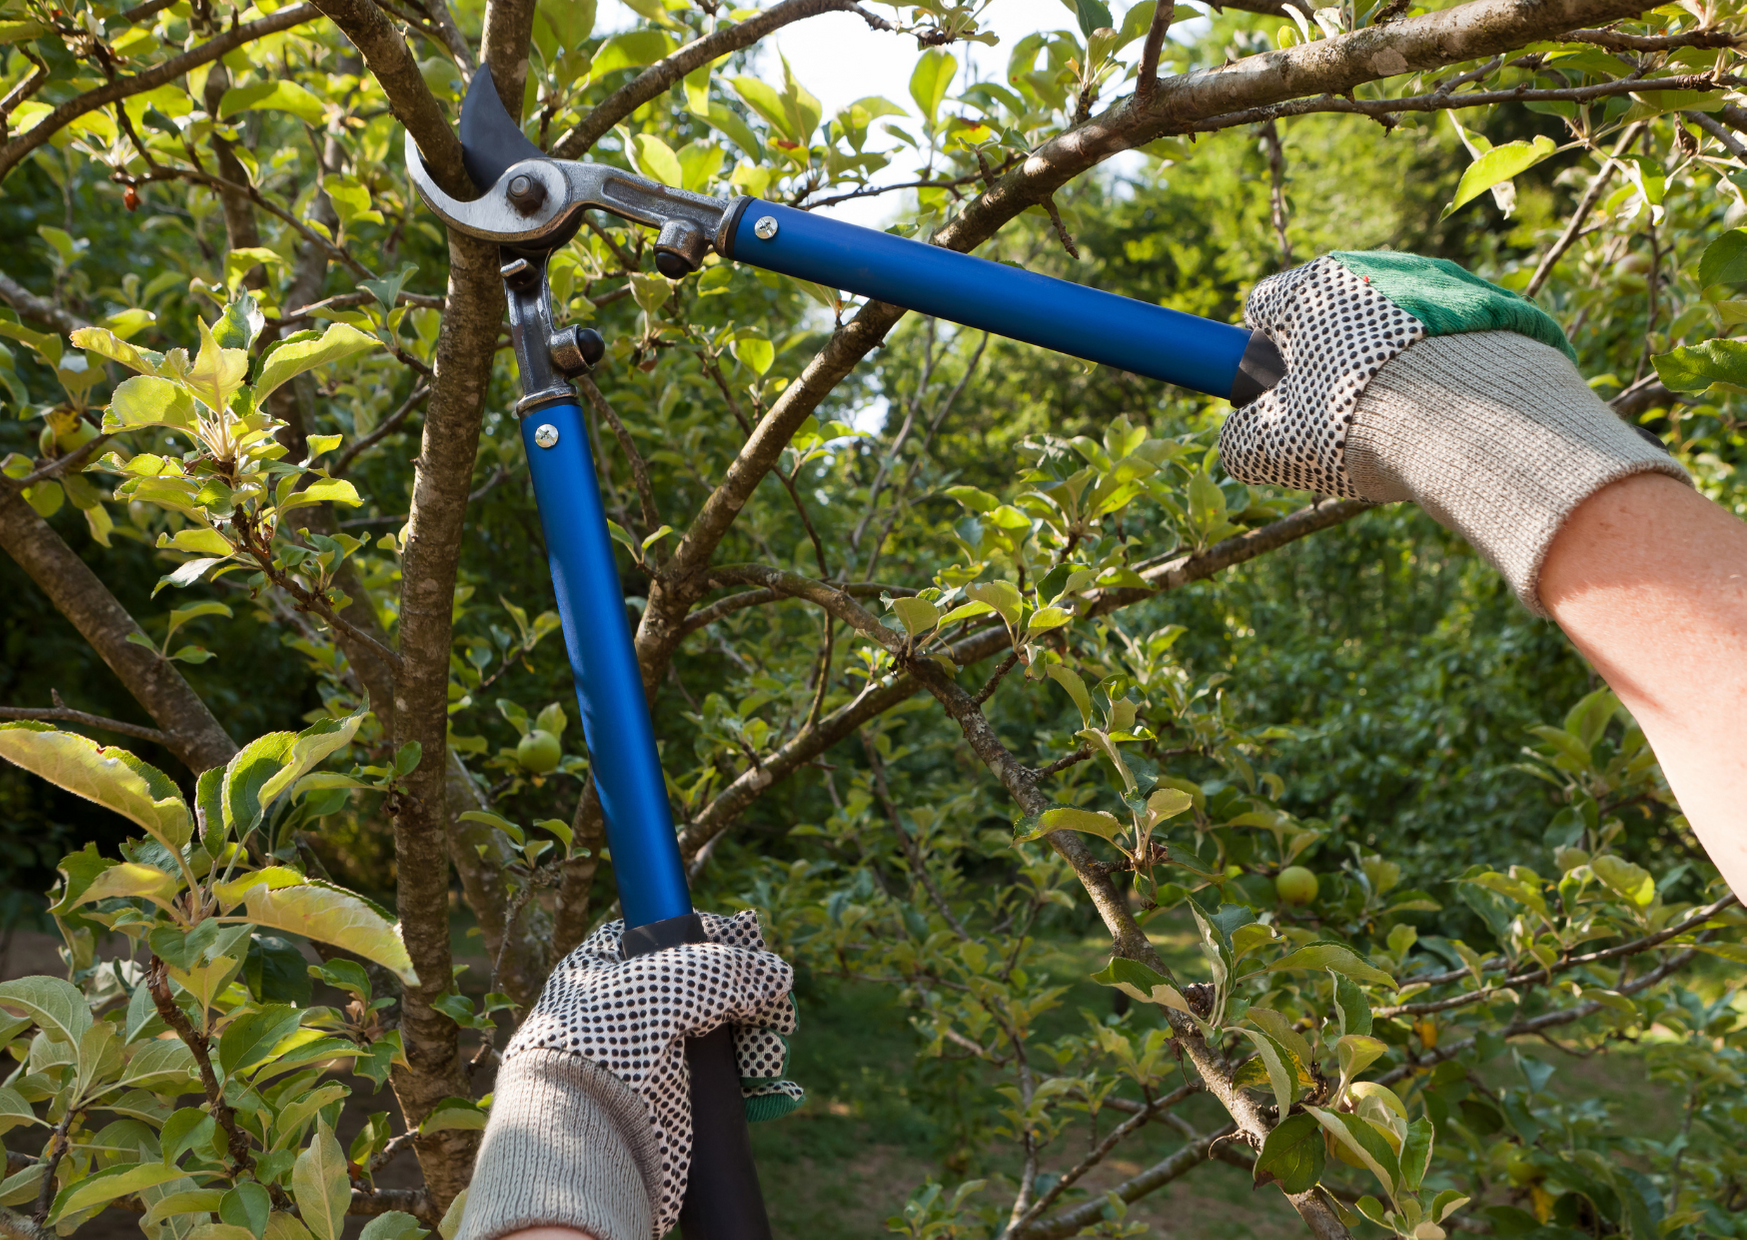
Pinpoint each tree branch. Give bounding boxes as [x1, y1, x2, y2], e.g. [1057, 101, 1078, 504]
[1135, 0, 1176, 96]
[147, 957, 254, 1172]
[0, 704, 166, 745]
[0, 271, 84, 335]
[0, 486, 236, 771]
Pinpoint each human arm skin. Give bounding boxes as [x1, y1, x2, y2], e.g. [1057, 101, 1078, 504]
[1541, 472, 1747, 893]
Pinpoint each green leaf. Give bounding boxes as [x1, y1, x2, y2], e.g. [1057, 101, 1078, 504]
[1441, 135, 1557, 219]
[358, 1213, 428, 1240]
[50, 1162, 188, 1222]
[1253, 1111, 1325, 1194]
[629, 133, 684, 188]
[1015, 806, 1124, 842]
[1074, 0, 1113, 37]
[419, 1097, 487, 1132]
[1336, 1033, 1387, 1093]
[0, 724, 191, 850]
[291, 1121, 349, 1240]
[1045, 665, 1093, 726]
[1653, 339, 1747, 393]
[908, 49, 958, 126]
[1259, 942, 1396, 989]
[103, 375, 199, 434]
[218, 80, 326, 125]
[1330, 970, 1372, 1038]
[891, 596, 940, 637]
[255, 324, 381, 404]
[279, 477, 364, 512]
[1308, 1107, 1399, 1199]
[243, 883, 419, 984]
[1700, 229, 1747, 288]
[188, 318, 251, 415]
[69, 326, 162, 376]
[1399, 1116, 1434, 1193]
[216, 1004, 303, 1078]
[66, 861, 179, 909]
[0, 1086, 38, 1135]
[220, 1182, 273, 1240]
[1233, 1027, 1297, 1116]
[731, 336, 773, 376]
[590, 29, 675, 76]
[944, 485, 999, 513]
[1592, 854, 1656, 907]
[120, 1037, 199, 1090]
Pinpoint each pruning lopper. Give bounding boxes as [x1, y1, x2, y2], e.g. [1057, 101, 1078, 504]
[405, 71, 1286, 1240]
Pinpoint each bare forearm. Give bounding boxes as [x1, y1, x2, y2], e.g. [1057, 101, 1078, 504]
[1542, 472, 1747, 890]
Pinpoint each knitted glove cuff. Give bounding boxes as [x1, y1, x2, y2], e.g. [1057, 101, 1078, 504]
[1347, 331, 1691, 615]
[454, 1049, 661, 1240]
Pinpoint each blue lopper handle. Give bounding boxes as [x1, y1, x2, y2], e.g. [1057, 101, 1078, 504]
[521, 401, 689, 928]
[520, 402, 771, 1240]
[721, 201, 1263, 401]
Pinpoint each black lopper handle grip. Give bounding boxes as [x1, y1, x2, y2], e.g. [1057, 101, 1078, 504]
[621, 914, 773, 1240]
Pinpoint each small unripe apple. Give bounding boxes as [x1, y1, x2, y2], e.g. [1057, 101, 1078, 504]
[57, 418, 97, 452]
[1275, 865, 1319, 906]
[128, 500, 153, 531]
[38, 424, 56, 457]
[516, 729, 562, 774]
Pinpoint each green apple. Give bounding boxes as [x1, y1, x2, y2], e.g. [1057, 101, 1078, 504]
[516, 729, 562, 774]
[1275, 865, 1319, 906]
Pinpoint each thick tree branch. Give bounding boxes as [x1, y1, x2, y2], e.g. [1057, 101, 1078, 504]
[0, 486, 236, 771]
[0, 6, 319, 183]
[0, 271, 84, 335]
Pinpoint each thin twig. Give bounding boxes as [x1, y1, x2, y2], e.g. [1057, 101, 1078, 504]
[1526, 122, 1644, 297]
[1260, 119, 1293, 267]
[1135, 0, 1176, 96]
[0, 705, 166, 745]
[972, 651, 1020, 706]
[1042, 197, 1079, 260]
[333, 384, 431, 474]
[147, 957, 255, 1172]
[577, 374, 661, 542]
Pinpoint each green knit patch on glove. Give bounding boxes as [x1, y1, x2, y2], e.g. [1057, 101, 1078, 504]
[1330, 251, 1575, 361]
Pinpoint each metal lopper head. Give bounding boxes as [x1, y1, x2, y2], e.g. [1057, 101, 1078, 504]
[407, 72, 742, 276]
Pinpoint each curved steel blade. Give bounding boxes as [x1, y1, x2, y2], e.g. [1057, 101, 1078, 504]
[459, 70, 545, 191]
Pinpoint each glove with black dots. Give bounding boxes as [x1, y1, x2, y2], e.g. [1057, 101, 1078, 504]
[1218, 250, 1690, 615]
[454, 910, 802, 1240]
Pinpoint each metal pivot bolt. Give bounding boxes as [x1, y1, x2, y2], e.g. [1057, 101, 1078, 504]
[654, 218, 708, 278]
[754, 215, 778, 241]
[507, 173, 547, 216]
[549, 325, 607, 377]
[534, 423, 559, 449]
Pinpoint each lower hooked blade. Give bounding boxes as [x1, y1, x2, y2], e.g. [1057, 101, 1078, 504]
[459, 70, 547, 191]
